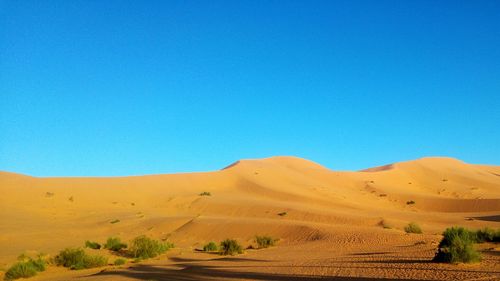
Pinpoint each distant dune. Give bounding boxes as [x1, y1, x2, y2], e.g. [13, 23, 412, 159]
[1, 156, 499, 280]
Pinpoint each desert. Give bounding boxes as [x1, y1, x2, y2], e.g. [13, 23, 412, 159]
[1, 156, 499, 280]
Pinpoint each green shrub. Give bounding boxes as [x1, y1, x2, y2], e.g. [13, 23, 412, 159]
[104, 237, 127, 251]
[277, 212, 287, 217]
[85, 240, 101, 249]
[406, 200, 415, 205]
[55, 248, 108, 270]
[5, 262, 38, 280]
[113, 258, 126, 266]
[203, 241, 218, 252]
[255, 235, 277, 249]
[110, 219, 120, 224]
[4, 256, 46, 280]
[474, 228, 496, 243]
[404, 222, 422, 234]
[199, 191, 211, 196]
[220, 239, 243, 256]
[434, 227, 481, 263]
[379, 219, 391, 229]
[129, 235, 173, 259]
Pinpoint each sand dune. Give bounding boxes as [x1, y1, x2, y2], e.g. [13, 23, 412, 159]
[1, 156, 499, 280]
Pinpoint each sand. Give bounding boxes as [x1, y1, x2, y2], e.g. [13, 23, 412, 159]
[1, 156, 499, 280]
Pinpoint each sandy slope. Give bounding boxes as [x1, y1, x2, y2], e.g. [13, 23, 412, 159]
[1, 156, 499, 280]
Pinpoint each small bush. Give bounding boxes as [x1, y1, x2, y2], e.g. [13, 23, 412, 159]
[495, 229, 500, 242]
[277, 212, 287, 217]
[85, 240, 101, 249]
[203, 241, 218, 252]
[406, 200, 415, 205]
[199, 191, 211, 196]
[4, 256, 46, 280]
[379, 219, 391, 229]
[434, 227, 481, 263]
[475, 228, 496, 243]
[220, 239, 243, 256]
[55, 248, 108, 270]
[404, 222, 422, 234]
[255, 235, 277, 249]
[110, 219, 120, 224]
[5, 262, 38, 280]
[113, 258, 127, 266]
[129, 235, 173, 259]
[104, 237, 127, 251]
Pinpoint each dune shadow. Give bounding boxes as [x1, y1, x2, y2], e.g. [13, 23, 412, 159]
[350, 252, 391, 256]
[472, 215, 500, 222]
[168, 256, 269, 263]
[87, 263, 427, 281]
[361, 259, 433, 264]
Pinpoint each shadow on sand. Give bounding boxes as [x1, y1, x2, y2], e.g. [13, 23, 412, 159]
[472, 215, 500, 222]
[87, 257, 429, 281]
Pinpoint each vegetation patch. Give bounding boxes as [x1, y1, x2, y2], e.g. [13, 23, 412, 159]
[255, 235, 277, 249]
[277, 212, 287, 217]
[433, 227, 481, 263]
[113, 258, 127, 266]
[378, 219, 391, 229]
[474, 227, 500, 243]
[404, 222, 422, 234]
[406, 200, 415, 205]
[85, 240, 101, 249]
[55, 248, 108, 270]
[104, 237, 127, 251]
[203, 241, 218, 252]
[110, 219, 120, 224]
[129, 235, 173, 259]
[199, 191, 211, 196]
[219, 239, 243, 255]
[4, 255, 46, 281]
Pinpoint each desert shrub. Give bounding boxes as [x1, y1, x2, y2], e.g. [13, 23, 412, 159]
[55, 248, 108, 270]
[5, 262, 38, 280]
[220, 239, 243, 255]
[113, 258, 126, 266]
[495, 229, 500, 242]
[203, 241, 218, 252]
[404, 222, 422, 234]
[255, 235, 277, 249]
[85, 240, 101, 249]
[4, 256, 46, 280]
[277, 212, 287, 217]
[110, 219, 120, 224]
[199, 191, 211, 196]
[474, 228, 496, 243]
[379, 219, 391, 229]
[104, 237, 127, 251]
[434, 227, 481, 263]
[406, 200, 415, 205]
[129, 235, 173, 259]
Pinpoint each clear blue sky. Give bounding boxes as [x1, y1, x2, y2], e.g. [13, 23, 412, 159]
[1, 0, 499, 176]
